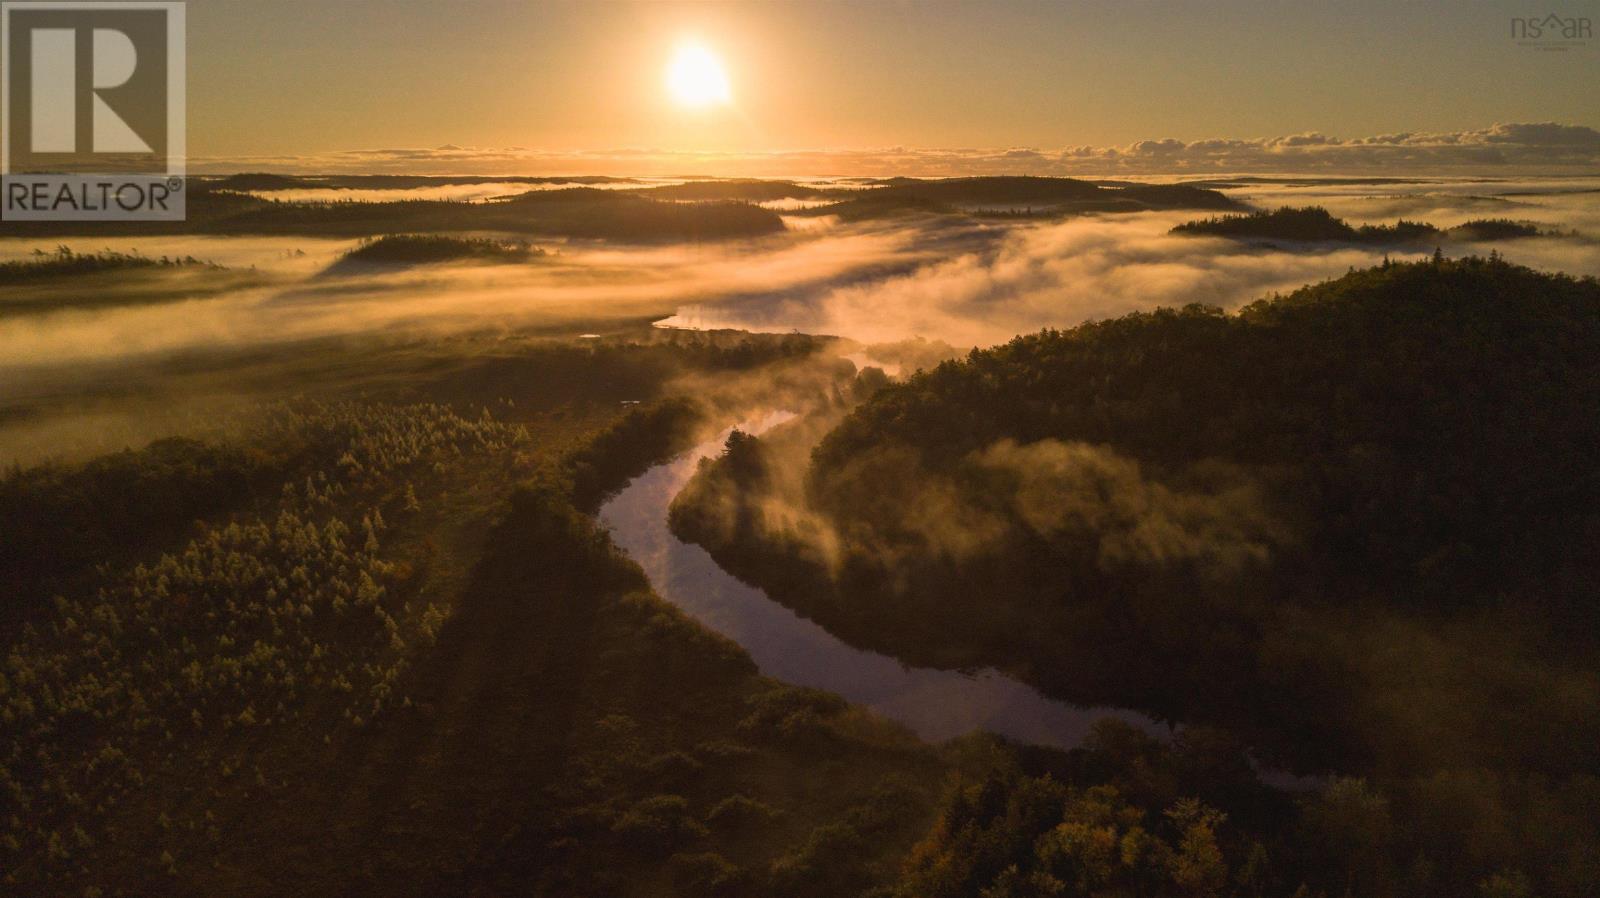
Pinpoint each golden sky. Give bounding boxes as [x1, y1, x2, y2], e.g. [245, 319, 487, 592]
[184, 0, 1599, 174]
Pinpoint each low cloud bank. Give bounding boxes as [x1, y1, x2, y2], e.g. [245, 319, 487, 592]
[665, 213, 1408, 345]
[191, 122, 1600, 178]
[0, 225, 934, 369]
[668, 178, 1600, 345]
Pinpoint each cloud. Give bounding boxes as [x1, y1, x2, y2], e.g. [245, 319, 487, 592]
[1478, 122, 1600, 146]
[660, 212, 1416, 345]
[187, 123, 1600, 178]
[660, 178, 1600, 347]
[0, 224, 943, 371]
[1054, 123, 1600, 174]
[714, 430, 1289, 588]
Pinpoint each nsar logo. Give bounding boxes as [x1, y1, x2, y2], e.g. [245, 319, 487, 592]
[1511, 12, 1593, 50]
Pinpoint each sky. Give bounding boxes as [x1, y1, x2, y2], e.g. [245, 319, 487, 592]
[181, 0, 1600, 174]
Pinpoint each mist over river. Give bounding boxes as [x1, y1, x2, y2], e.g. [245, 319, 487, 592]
[599, 413, 1165, 748]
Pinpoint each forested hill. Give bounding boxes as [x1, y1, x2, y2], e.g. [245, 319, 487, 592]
[1171, 206, 1570, 244]
[2, 187, 786, 241]
[680, 256, 1600, 768]
[812, 256, 1600, 612]
[802, 176, 1244, 219]
[866, 176, 1242, 210]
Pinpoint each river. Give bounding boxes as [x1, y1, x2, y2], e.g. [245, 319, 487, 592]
[598, 412, 1165, 749]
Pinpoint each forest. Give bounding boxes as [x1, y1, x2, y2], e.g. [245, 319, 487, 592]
[670, 256, 1600, 898]
[0, 248, 222, 285]
[0, 247, 270, 318]
[4, 328, 1004, 896]
[1, 186, 787, 241]
[794, 176, 1245, 220]
[1171, 206, 1571, 245]
[3, 290, 1373, 895]
[323, 235, 546, 274]
[847, 176, 1242, 210]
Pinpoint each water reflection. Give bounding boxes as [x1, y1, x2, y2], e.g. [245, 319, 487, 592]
[599, 413, 1164, 748]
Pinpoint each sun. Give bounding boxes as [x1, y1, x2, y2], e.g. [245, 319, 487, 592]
[666, 42, 732, 109]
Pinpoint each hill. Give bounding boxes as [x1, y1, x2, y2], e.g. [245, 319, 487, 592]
[1170, 207, 1577, 246]
[1449, 217, 1555, 240]
[322, 234, 545, 275]
[798, 176, 1244, 219]
[630, 180, 829, 202]
[1172, 206, 1443, 244]
[0, 247, 264, 318]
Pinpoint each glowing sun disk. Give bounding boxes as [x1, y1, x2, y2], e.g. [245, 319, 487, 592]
[666, 43, 732, 108]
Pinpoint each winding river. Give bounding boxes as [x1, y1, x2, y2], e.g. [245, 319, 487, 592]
[599, 412, 1165, 749]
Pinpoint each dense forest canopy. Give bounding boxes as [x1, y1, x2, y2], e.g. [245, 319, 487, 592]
[1449, 218, 1552, 240]
[863, 176, 1242, 210]
[630, 180, 829, 202]
[1172, 207, 1576, 245]
[323, 234, 545, 274]
[794, 176, 1245, 220]
[811, 257, 1600, 616]
[5, 333, 978, 897]
[2, 187, 786, 241]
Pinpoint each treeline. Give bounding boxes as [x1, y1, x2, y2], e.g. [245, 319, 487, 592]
[899, 719, 1598, 898]
[863, 176, 1243, 211]
[1450, 218, 1551, 240]
[559, 397, 705, 512]
[554, 335, 836, 512]
[631, 180, 830, 202]
[338, 234, 544, 265]
[672, 257, 1600, 897]
[0, 437, 275, 635]
[0, 247, 222, 284]
[798, 176, 1245, 221]
[1173, 206, 1567, 244]
[322, 234, 546, 276]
